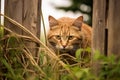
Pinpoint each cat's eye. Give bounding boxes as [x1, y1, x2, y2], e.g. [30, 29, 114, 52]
[55, 35, 61, 40]
[68, 35, 74, 40]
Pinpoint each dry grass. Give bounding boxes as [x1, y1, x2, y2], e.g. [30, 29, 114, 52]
[0, 14, 78, 80]
[0, 14, 92, 80]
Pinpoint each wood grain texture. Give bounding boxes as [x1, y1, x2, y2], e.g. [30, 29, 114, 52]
[92, 0, 106, 54]
[4, 0, 41, 57]
[108, 0, 120, 58]
[92, 0, 106, 76]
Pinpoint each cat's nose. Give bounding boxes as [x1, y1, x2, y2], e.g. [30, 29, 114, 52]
[61, 41, 67, 49]
[62, 45, 67, 49]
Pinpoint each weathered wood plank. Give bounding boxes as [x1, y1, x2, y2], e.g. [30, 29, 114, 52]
[92, 0, 106, 75]
[22, 0, 40, 57]
[4, 0, 22, 34]
[92, 0, 106, 54]
[4, 0, 41, 57]
[108, 0, 120, 59]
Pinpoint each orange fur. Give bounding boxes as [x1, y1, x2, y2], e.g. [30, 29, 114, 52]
[47, 15, 92, 64]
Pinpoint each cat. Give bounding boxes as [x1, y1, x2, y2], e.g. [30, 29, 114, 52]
[47, 15, 92, 64]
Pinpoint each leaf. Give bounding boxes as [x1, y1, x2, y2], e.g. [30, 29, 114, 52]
[107, 54, 116, 64]
[93, 50, 101, 60]
[85, 47, 91, 53]
[75, 48, 83, 61]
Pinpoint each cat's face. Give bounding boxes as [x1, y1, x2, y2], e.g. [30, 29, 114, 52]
[47, 16, 84, 53]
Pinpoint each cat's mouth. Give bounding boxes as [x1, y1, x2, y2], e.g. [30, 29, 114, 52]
[59, 48, 70, 53]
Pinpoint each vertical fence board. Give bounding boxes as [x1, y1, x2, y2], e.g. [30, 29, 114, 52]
[93, 0, 120, 75]
[108, 0, 120, 58]
[4, 0, 22, 34]
[92, 0, 106, 54]
[22, 0, 40, 57]
[4, 0, 41, 57]
[92, 0, 106, 75]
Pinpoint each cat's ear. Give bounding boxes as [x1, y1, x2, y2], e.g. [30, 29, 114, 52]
[72, 16, 83, 30]
[49, 15, 58, 28]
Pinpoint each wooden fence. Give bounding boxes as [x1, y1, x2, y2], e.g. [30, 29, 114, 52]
[92, 0, 120, 74]
[3, 0, 41, 57]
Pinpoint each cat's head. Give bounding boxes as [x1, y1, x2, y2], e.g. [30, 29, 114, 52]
[47, 15, 84, 53]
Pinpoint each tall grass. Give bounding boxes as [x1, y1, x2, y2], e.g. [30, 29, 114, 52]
[0, 13, 76, 80]
[1, 13, 120, 80]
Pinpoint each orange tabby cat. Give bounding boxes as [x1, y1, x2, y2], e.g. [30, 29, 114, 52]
[47, 15, 92, 64]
